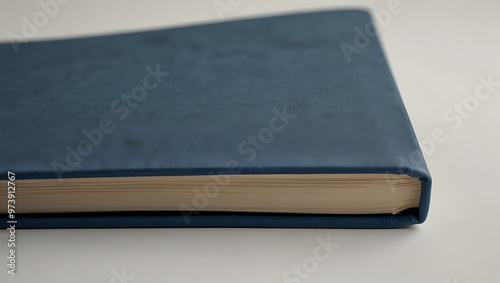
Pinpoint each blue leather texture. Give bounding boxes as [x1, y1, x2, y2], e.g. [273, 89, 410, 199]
[0, 9, 431, 228]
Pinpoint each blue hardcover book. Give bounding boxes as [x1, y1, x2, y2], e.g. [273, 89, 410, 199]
[0, 10, 431, 228]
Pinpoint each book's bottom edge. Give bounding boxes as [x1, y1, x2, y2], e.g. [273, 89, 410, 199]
[0, 208, 421, 229]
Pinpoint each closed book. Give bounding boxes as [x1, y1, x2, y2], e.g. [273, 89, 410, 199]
[0, 10, 431, 228]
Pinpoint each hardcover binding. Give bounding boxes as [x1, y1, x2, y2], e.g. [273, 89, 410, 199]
[0, 9, 431, 228]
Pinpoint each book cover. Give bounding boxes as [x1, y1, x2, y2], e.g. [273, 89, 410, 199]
[0, 10, 431, 228]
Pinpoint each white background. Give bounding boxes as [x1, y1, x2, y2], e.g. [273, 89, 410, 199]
[1, 0, 499, 282]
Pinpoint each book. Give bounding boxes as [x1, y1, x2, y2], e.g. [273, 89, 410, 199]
[0, 9, 431, 228]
